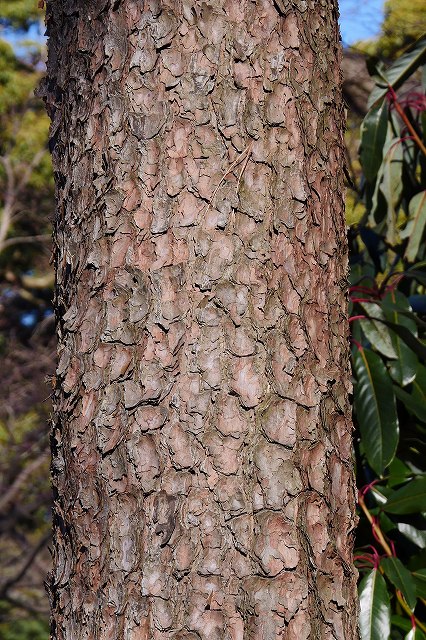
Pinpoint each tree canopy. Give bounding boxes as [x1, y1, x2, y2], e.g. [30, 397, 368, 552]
[0, 0, 43, 30]
[358, 0, 426, 59]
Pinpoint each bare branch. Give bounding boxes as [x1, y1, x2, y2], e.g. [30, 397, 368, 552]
[1, 234, 51, 250]
[0, 530, 51, 600]
[0, 150, 48, 253]
[16, 149, 47, 196]
[2, 592, 50, 617]
[0, 155, 17, 250]
[0, 450, 49, 515]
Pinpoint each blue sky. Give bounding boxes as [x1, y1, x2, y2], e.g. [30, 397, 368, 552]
[339, 0, 384, 46]
[1, 1, 385, 50]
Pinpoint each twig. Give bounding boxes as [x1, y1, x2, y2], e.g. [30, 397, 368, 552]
[358, 494, 393, 557]
[387, 86, 426, 157]
[201, 142, 253, 214]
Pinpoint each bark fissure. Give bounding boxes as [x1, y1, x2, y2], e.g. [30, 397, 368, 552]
[44, 0, 359, 637]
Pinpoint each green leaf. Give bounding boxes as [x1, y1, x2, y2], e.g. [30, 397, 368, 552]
[353, 347, 399, 475]
[393, 616, 426, 640]
[382, 292, 418, 387]
[379, 511, 396, 534]
[397, 523, 426, 549]
[365, 314, 426, 360]
[367, 129, 402, 235]
[377, 300, 426, 330]
[380, 556, 417, 610]
[383, 322, 426, 360]
[381, 295, 425, 330]
[368, 37, 426, 109]
[360, 302, 397, 358]
[371, 485, 390, 506]
[412, 568, 426, 599]
[383, 477, 426, 514]
[381, 292, 416, 328]
[392, 615, 412, 633]
[379, 135, 403, 246]
[408, 260, 426, 271]
[402, 191, 426, 263]
[405, 628, 426, 640]
[405, 269, 426, 286]
[409, 550, 426, 572]
[388, 457, 412, 487]
[413, 364, 426, 407]
[359, 569, 391, 640]
[394, 386, 426, 423]
[360, 101, 389, 183]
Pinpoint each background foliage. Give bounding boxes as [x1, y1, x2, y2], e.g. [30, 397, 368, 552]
[0, 0, 43, 30]
[350, 37, 426, 639]
[358, 0, 426, 59]
[0, 2, 54, 635]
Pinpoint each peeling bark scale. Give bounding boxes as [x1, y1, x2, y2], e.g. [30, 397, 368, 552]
[43, 0, 359, 638]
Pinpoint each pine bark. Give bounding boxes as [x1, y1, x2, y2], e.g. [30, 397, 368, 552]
[44, 1, 359, 638]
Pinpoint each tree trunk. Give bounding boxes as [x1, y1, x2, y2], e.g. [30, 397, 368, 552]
[44, 1, 358, 638]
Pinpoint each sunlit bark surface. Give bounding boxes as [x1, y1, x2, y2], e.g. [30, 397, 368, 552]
[44, 0, 358, 637]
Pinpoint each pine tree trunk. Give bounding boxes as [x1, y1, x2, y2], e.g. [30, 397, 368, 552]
[44, 1, 359, 637]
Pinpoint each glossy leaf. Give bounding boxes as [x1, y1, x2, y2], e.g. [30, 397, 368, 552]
[368, 37, 426, 109]
[353, 347, 399, 475]
[382, 292, 418, 386]
[381, 557, 417, 610]
[382, 322, 426, 359]
[392, 617, 426, 640]
[406, 261, 426, 288]
[380, 511, 396, 534]
[405, 628, 426, 640]
[407, 270, 426, 286]
[368, 133, 400, 232]
[408, 551, 426, 573]
[412, 364, 426, 406]
[383, 478, 426, 514]
[364, 313, 426, 360]
[397, 523, 426, 549]
[402, 191, 426, 263]
[380, 134, 403, 246]
[360, 101, 389, 183]
[378, 300, 426, 330]
[360, 302, 397, 359]
[394, 386, 426, 423]
[388, 457, 412, 488]
[359, 569, 391, 640]
[392, 615, 412, 634]
[371, 485, 390, 506]
[382, 291, 417, 329]
[412, 568, 426, 599]
[400, 133, 418, 180]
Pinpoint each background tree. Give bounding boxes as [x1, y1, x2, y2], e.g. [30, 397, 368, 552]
[43, 1, 358, 637]
[357, 0, 426, 60]
[0, 5, 54, 638]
